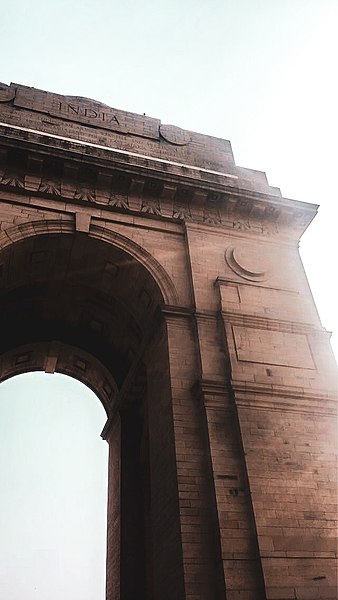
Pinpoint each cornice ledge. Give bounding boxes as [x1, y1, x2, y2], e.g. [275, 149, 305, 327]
[221, 310, 320, 335]
[194, 309, 219, 321]
[0, 123, 318, 219]
[0, 146, 316, 243]
[191, 378, 234, 410]
[215, 278, 298, 293]
[232, 379, 337, 400]
[232, 380, 337, 415]
[161, 304, 193, 318]
[0, 123, 238, 187]
[192, 378, 229, 397]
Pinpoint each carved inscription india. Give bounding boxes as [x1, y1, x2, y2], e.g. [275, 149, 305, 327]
[8, 84, 160, 139]
[57, 102, 121, 128]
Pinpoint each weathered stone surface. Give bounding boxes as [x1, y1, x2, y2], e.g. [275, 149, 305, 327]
[0, 83, 336, 600]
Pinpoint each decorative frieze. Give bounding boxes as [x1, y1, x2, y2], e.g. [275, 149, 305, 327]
[0, 148, 314, 238]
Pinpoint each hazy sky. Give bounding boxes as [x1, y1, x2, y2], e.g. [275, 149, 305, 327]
[0, 1, 337, 598]
[0, 0, 336, 353]
[0, 373, 108, 600]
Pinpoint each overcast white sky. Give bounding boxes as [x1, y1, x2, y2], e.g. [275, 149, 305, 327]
[0, 1, 337, 599]
[0, 373, 108, 600]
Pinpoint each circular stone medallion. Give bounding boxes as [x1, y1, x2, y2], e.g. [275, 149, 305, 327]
[159, 124, 191, 146]
[225, 245, 270, 281]
[0, 84, 15, 103]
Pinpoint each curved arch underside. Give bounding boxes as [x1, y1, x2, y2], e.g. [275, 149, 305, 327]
[0, 232, 166, 407]
[0, 220, 179, 305]
[0, 230, 186, 600]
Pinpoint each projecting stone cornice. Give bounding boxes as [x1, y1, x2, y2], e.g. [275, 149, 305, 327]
[191, 376, 337, 415]
[0, 82, 318, 240]
[220, 309, 325, 335]
[232, 380, 337, 416]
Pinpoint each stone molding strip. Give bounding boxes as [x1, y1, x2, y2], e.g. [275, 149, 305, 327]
[0, 121, 239, 181]
[192, 378, 337, 415]
[232, 380, 337, 416]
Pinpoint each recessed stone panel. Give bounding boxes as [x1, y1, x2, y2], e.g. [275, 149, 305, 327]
[233, 325, 316, 369]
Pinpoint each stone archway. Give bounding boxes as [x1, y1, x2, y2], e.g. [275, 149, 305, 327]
[0, 230, 185, 600]
[1, 83, 336, 600]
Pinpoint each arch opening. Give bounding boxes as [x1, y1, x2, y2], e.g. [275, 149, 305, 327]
[0, 231, 185, 600]
[0, 371, 108, 600]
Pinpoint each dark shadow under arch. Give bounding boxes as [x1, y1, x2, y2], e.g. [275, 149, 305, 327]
[0, 229, 186, 600]
[0, 219, 179, 305]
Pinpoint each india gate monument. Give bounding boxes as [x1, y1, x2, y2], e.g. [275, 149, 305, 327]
[0, 82, 336, 600]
